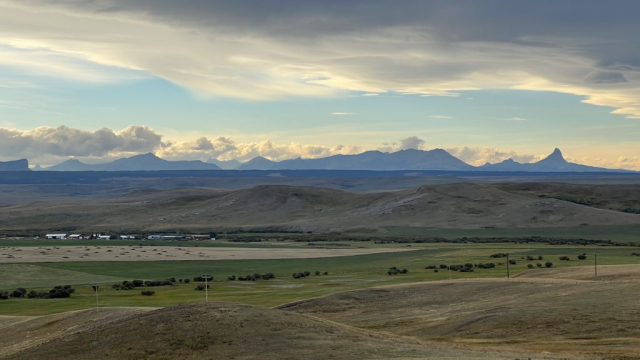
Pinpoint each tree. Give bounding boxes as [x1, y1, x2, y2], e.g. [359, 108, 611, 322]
[545, 262, 553, 268]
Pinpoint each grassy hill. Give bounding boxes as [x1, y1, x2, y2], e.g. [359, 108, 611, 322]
[5, 302, 585, 360]
[1, 183, 639, 233]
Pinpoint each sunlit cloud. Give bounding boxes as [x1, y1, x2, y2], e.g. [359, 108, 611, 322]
[0, 1, 638, 117]
[330, 112, 355, 116]
[429, 115, 451, 119]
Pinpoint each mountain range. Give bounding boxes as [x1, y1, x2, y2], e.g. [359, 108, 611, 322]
[44, 153, 221, 171]
[18, 148, 633, 172]
[0, 159, 30, 171]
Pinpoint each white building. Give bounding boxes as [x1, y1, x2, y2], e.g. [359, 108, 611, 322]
[68, 234, 88, 239]
[120, 235, 135, 239]
[97, 235, 111, 240]
[46, 234, 67, 239]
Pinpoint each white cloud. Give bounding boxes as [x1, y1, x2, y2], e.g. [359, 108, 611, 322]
[506, 117, 528, 121]
[446, 146, 538, 166]
[0, 125, 162, 161]
[429, 115, 451, 119]
[0, 1, 639, 117]
[330, 112, 354, 116]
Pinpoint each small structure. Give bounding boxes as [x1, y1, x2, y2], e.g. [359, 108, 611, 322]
[120, 235, 135, 240]
[96, 235, 111, 240]
[147, 235, 163, 240]
[68, 234, 88, 240]
[46, 234, 67, 239]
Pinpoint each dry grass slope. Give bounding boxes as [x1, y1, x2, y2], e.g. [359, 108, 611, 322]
[2, 303, 576, 360]
[1, 183, 638, 233]
[281, 275, 640, 359]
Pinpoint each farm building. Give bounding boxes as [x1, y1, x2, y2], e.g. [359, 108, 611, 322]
[45, 234, 67, 239]
[68, 234, 88, 239]
[120, 235, 135, 239]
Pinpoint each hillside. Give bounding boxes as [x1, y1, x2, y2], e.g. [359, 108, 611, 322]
[0, 183, 638, 233]
[5, 303, 583, 360]
[281, 276, 640, 358]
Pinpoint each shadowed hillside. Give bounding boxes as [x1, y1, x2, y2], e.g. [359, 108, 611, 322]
[1, 183, 639, 233]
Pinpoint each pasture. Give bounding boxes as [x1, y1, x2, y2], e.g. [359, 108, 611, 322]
[2, 240, 640, 316]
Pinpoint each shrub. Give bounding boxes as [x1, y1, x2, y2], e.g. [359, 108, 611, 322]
[227, 275, 236, 281]
[439, 264, 448, 269]
[10, 288, 26, 298]
[184, 279, 191, 284]
[49, 288, 70, 299]
[111, 284, 121, 290]
[577, 254, 587, 260]
[508, 260, 516, 265]
[490, 253, 509, 258]
[179, 279, 183, 283]
[545, 262, 553, 268]
[0, 291, 8, 300]
[323, 271, 329, 275]
[92, 284, 100, 291]
[559, 256, 570, 261]
[538, 255, 544, 260]
[193, 275, 213, 282]
[315, 271, 321, 276]
[132, 279, 144, 287]
[527, 264, 534, 269]
[141, 290, 155, 296]
[28, 290, 49, 299]
[526, 255, 535, 261]
[261, 273, 275, 280]
[536, 263, 542, 268]
[434, 269, 439, 273]
[195, 284, 210, 291]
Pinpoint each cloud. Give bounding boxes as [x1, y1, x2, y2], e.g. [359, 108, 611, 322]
[446, 146, 538, 166]
[0, 125, 364, 165]
[506, 117, 528, 121]
[0, 1, 640, 116]
[330, 112, 354, 116]
[361, 93, 380, 97]
[429, 115, 451, 119]
[0, 125, 162, 161]
[379, 136, 425, 152]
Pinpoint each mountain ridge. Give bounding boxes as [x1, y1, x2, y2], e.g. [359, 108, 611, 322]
[0, 159, 30, 171]
[37, 148, 634, 172]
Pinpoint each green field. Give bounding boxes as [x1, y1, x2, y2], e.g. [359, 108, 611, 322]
[2, 242, 640, 316]
[376, 225, 640, 241]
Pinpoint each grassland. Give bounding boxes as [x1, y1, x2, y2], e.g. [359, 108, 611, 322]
[2, 242, 640, 316]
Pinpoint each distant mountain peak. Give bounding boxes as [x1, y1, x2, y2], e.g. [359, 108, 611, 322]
[539, 148, 568, 164]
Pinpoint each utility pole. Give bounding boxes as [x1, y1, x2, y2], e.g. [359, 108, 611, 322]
[202, 274, 211, 303]
[92, 284, 99, 312]
[448, 264, 451, 280]
[506, 254, 510, 279]
[594, 253, 598, 278]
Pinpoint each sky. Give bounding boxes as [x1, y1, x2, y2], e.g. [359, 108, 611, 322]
[1, 0, 640, 169]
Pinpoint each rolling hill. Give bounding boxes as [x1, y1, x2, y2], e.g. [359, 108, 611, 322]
[5, 302, 584, 360]
[1, 183, 638, 233]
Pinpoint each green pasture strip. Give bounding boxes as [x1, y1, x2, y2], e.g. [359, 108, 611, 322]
[375, 225, 640, 242]
[3, 244, 640, 316]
